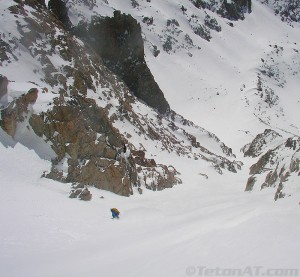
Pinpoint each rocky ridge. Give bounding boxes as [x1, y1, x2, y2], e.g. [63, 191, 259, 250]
[244, 133, 300, 200]
[0, 0, 240, 196]
[259, 0, 300, 24]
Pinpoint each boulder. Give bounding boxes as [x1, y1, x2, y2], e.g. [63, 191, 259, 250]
[69, 184, 92, 201]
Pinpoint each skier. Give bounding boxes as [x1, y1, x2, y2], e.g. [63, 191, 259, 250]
[111, 208, 120, 219]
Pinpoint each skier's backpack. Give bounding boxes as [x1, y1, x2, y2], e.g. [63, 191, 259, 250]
[111, 208, 120, 215]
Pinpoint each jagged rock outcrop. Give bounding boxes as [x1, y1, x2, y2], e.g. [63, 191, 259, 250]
[1, 89, 182, 196]
[0, 88, 38, 137]
[74, 10, 170, 114]
[137, 164, 182, 192]
[260, 0, 300, 23]
[0, 75, 8, 107]
[189, 14, 212, 41]
[242, 129, 282, 158]
[29, 94, 137, 196]
[132, 150, 156, 167]
[221, 0, 252, 20]
[245, 175, 256, 191]
[245, 136, 300, 200]
[48, 0, 72, 30]
[69, 183, 92, 201]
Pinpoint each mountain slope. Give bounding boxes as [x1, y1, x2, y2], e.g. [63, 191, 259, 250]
[1, 1, 300, 276]
[0, 0, 241, 197]
[70, 0, 300, 198]
[67, 0, 300, 143]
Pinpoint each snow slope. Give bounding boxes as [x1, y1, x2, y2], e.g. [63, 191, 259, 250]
[1, 131, 300, 277]
[1, 0, 300, 276]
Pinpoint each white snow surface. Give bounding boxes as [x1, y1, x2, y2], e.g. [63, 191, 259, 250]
[1, 0, 300, 276]
[1, 134, 300, 277]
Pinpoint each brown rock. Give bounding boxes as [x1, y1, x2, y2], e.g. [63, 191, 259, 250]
[0, 87, 39, 137]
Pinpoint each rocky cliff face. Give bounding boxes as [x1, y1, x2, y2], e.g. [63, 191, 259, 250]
[0, 80, 182, 196]
[0, 0, 240, 196]
[0, 88, 38, 137]
[0, 1, 178, 196]
[244, 132, 300, 200]
[242, 129, 282, 158]
[48, 0, 72, 30]
[31, 95, 136, 196]
[74, 11, 170, 114]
